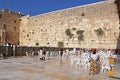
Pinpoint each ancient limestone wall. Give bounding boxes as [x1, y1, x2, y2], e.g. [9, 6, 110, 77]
[19, 1, 120, 49]
[0, 9, 22, 45]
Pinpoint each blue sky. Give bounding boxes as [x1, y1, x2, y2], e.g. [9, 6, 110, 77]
[0, 0, 103, 15]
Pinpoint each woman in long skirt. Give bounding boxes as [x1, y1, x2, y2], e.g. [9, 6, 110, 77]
[89, 49, 99, 75]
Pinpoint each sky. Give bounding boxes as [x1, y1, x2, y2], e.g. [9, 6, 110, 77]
[0, 0, 104, 16]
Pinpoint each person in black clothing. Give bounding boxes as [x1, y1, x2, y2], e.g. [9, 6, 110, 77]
[60, 49, 63, 58]
[42, 49, 46, 60]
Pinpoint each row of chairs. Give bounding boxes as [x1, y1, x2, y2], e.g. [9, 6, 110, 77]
[70, 50, 117, 73]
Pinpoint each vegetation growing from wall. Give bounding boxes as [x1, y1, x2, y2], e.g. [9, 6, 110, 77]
[65, 28, 85, 45]
[72, 27, 76, 31]
[65, 29, 73, 38]
[95, 28, 104, 48]
[95, 28, 104, 37]
[58, 41, 64, 48]
[35, 42, 39, 46]
[76, 30, 84, 35]
[76, 30, 84, 43]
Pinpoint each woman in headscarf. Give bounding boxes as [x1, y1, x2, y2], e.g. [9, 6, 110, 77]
[89, 48, 99, 75]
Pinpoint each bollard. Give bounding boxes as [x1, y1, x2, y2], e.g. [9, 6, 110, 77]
[108, 66, 114, 77]
[108, 58, 114, 77]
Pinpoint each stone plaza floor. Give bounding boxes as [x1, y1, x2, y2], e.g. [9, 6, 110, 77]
[0, 56, 120, 80]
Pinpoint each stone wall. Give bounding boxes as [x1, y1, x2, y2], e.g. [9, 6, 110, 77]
[19, 1, 120, 49]
[0, 9, 22, 45]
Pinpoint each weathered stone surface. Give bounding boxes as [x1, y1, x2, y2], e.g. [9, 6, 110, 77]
[0, 9, 23, 45]
[19, 1, 119, 49]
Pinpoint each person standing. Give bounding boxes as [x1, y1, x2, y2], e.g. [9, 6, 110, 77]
[89, 49, 99, 75]
[38, 48, 43, 60]
[42, 48, 46, 60]
[60, 48, 63, 58]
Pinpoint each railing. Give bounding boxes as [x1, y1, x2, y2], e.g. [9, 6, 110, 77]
[0, 46, 65, 58]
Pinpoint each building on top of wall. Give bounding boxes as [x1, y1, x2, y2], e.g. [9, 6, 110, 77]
[0, 9, 24, 46]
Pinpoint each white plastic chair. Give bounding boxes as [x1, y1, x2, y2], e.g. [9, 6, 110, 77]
[101, 57, 110, 73]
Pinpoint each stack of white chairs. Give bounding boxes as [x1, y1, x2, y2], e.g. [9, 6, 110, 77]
[25, 51, 29, 62]
[63, 49, 69, 59]
[70, 55, 77, 66]
[99, 51, 110, 73]
[31, 51, 34, 56]
[70, 51, 79, 66]
[0, 53, 3, 59]
[50, 51, 53, 57]
[26, 51, 29, 57]
[101, 59, 110, 72]
[38, 50, 42, 61]
[75, 52, 90, 70]
[45, 51, 50, 58]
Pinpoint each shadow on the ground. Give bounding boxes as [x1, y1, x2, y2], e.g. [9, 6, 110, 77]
[110, 76, 120, 80]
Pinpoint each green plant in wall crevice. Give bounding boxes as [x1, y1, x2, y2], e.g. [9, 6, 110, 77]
[65, 28, 73, 38]
[35, 42, 39, 46]
[72, 27, 76, 31]
[58, 41, 64, 48]
[95, 28, 104, 40]
[76, 30, 84, 44]
[76, 30, 84, 35]
[94, 28, 104, 48]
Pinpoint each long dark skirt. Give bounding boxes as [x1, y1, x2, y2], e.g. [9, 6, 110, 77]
[89, 58, 99, 75]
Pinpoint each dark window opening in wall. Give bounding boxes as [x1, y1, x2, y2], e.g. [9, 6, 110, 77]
[119, 27, 120, 29]
[0, 14, 1, 19]
[3, 24, 6, 30]
[81, 13, 85, 16]
[14, 26, 16, 31]
[14, 20, 16, 23]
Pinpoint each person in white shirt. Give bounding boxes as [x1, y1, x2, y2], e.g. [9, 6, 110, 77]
[89, 49, 99, 75]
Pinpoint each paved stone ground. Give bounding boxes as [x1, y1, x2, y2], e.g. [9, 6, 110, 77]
[0, 56, 120, 80]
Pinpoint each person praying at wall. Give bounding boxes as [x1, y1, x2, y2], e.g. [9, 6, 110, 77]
[60, 48, 63, 58]
[42, 48, 46, 60]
